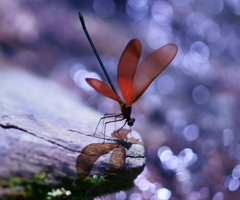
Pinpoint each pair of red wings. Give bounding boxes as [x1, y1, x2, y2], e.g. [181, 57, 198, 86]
[86, 39, 178, 106]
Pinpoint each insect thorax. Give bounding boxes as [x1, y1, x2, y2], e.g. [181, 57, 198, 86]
[121, 103, 132, 120]
[121, 103, 135, 126]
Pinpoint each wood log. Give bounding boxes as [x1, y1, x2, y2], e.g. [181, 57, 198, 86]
[0, 66, 145, 199]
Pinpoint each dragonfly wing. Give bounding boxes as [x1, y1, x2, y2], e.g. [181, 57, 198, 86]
[132, 44, 178, 103]
[86, 78, 123, 103]
[118, 39, 141, 105]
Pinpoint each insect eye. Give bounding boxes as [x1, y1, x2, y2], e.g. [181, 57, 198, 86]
[128, 118, 135, 126]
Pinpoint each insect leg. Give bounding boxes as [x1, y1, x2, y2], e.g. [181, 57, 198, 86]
[94, 113, 120, 135]
[101, 113, 121, 134]
[103, 116, 123, 142]
[116, 120, 128, 139]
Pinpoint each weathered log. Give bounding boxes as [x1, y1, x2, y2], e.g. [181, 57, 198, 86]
[0, 66, 145, 199]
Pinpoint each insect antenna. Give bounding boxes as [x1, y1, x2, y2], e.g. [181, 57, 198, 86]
[78, 12, 119, 97]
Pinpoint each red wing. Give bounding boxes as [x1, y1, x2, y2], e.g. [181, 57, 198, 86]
[118, 39, 141, 105]
[86, 78, 123, 104]
[132, 44, 178, 104]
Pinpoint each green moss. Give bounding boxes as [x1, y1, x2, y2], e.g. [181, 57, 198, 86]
[0, 167, 144, 200]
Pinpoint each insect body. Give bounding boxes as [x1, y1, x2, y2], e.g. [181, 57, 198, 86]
[86, 39, 178, 131]
[79, 13, 178, 134]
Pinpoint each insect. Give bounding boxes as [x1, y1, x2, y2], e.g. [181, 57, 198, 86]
[79, 13, 178, 135]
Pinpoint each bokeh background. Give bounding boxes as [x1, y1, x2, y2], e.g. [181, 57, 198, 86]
[1, 0, 240, 199]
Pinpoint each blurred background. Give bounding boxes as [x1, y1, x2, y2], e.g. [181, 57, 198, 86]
[1, 0, 240, 199]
